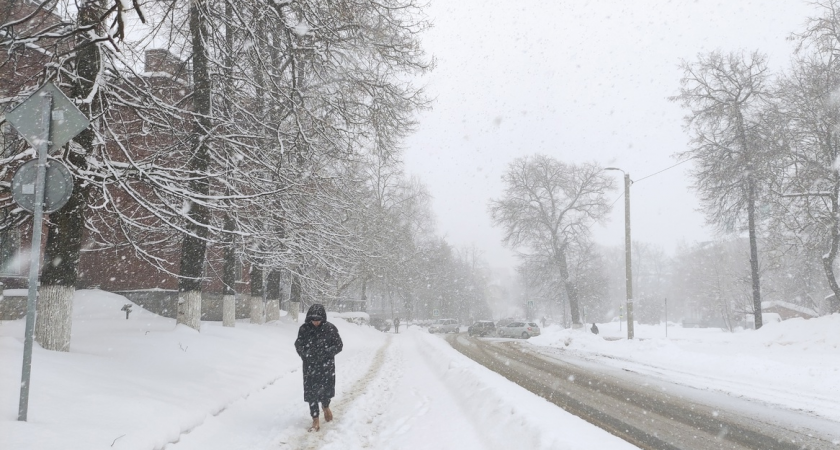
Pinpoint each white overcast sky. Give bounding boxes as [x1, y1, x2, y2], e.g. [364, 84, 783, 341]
[402, 0, 817, 271]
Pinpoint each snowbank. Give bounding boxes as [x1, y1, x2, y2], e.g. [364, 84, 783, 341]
[413, 333, 634, 449]
[1, 290, 302, 449]
[530, 314, 840, 422]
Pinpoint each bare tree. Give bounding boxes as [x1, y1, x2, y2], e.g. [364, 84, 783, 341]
[489, 155, 615, 326]
[772, 0, 840, 313]
[671, 50, 774, 328]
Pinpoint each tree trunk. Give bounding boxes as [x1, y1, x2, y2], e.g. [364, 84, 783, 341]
[265, 299, 280, 321]
[34, 285, 74, 351]
[250, 265, 264, 324]
[221, 216, 236, 327]
[220, 0, 236, 328]
[178, 290, 202, 330]
[222, 294, 236, 327]
[265, 269, 281, 321]
[35, 0, 103, 351]
[248, 295, 264, 324]
[734, 105, 762, 328]
[177, 0, 213, 331]
[290, 270, 301, 322]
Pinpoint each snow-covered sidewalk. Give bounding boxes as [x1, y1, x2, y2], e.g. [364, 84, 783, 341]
[529, 316, 840, 426]
[0, 290, 637, 450]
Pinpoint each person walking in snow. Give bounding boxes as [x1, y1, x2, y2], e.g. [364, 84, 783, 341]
[295, 304, 343, 432]
[591, 323, 599, 335]
[394, 317, 400, 333]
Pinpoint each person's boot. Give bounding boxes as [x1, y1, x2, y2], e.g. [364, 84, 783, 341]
[308, 417, 320, 432]
[323, 406, 333, 422]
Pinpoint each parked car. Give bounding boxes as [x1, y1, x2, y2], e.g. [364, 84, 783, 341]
[468, 320, 496, 337]
[496, 317, 517, 328]
[369, 317, 391, 332]
[429, 318, 459, 333]
[497, 321, 541, 339]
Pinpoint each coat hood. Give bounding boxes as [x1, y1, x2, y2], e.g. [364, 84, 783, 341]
[305, 304, 327, 324]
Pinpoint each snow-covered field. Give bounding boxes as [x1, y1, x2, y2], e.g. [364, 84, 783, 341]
[0, 290, 636, 450]
[530, 315, 840, 426]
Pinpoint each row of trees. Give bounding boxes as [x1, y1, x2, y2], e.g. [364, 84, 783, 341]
[492, 2, 840, 328]
[1, 0, 492, 350]
[600, 237, 829, 331]
[672, 0, 840, 327]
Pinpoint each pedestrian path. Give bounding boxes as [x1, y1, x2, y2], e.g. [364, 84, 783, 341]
[164, 331, 491, 450]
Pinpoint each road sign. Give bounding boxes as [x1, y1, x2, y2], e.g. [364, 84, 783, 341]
[5, 82, 89, 152]
[5, 82, 88, 422]
[12, 160, 73, 213]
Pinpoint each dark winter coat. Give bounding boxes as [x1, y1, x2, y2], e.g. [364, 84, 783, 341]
[294, 304, 343, 403]
[591, 323, 599, 335]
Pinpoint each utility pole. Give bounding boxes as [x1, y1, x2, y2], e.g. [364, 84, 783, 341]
[606, 168, 634, 339]
[623, 172, 634, 340]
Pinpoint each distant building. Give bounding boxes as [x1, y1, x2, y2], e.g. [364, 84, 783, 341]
[760, 301, 818, 321]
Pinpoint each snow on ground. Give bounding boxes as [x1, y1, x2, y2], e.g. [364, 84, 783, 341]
[529, 315, 840, 424]
[0, 290, 637, 450]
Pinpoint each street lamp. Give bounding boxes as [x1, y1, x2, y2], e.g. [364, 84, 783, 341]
[605, 167, 634, 340]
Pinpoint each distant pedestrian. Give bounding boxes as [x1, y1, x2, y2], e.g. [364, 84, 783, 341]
[394, 317, 400, 333]
[591, 323, 599, 335]
[541, 316, 547, 328]
[295, 304, 343, 432]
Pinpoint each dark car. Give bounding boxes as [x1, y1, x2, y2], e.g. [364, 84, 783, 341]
[468, 320, 496, 337]
[369, 317, 391, 332]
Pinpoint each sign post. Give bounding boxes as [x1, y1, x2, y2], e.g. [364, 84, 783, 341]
[6, 82, 88, 421]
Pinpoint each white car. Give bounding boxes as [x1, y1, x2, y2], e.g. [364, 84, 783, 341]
[497, 321, 541, 339]
[429, 318, 459, 333]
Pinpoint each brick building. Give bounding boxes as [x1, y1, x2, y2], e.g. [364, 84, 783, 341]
[1, 2, 253, 319]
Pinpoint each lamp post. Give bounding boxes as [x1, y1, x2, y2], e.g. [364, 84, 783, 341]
[605, 167, 634, 340]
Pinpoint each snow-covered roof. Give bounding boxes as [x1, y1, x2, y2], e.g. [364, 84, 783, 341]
[760, 300, 818, 317]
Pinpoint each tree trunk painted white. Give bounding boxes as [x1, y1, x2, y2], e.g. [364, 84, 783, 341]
[249, 295, 265, 324]
[266, 299, 280, 321]
[35, 285, 74, 351]
[177, 290, 202, 331]
[289, 301, 300, 322]
[222, 294, 236, 327]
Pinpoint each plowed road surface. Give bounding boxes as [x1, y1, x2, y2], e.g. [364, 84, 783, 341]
[446, 334, 839, 450]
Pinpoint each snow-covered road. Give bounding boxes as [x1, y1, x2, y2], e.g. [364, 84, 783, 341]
[448, 333, 840, 449]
